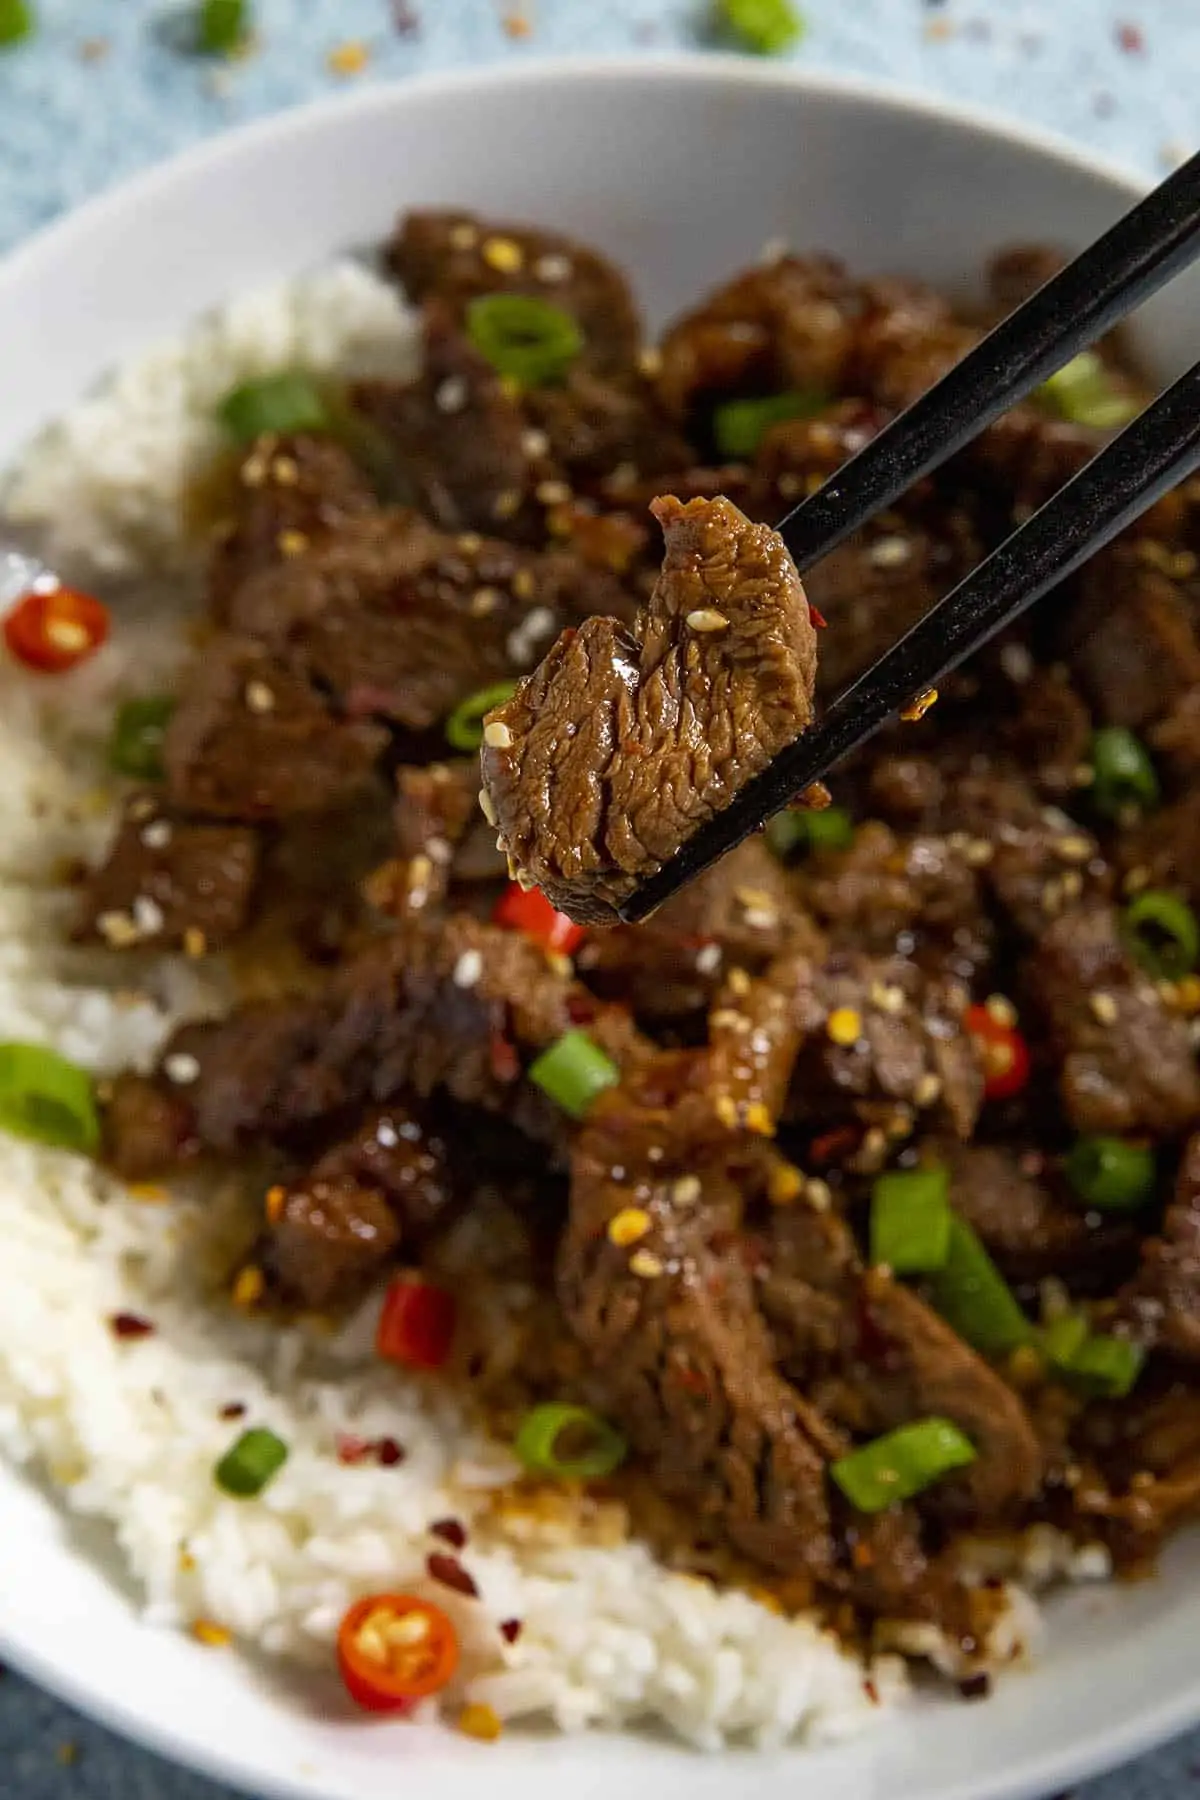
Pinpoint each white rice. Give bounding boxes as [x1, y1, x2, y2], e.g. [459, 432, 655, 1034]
[0, 262, 1098, 1750]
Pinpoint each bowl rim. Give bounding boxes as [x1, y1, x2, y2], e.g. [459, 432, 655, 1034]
[0, 50, 1184, 1800]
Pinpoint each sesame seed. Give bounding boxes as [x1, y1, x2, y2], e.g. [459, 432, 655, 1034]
[869, 535, 911, 569]
[449, 223, 479, 250]
[695, 942, 722, 975]
[767, 1162, 804, 1205]
[714, 1094, 739, 1129]
[913, 1072, 943, 1107]
[479, 788, 498, 826]
[1055, 834, 1092, 863]
[826, 1006, 862, 1047]
[241, 455, 267, 488]
[686, 608, 730, 632]
[183, 927, 208, 959]
[727, 967, 751, 997]
[1060, 869, 1083, 900]
[743, 908, 778, 931]
[244, 680, 275, 714]
[506, 606, 556, 663]
[164, 1052, 201, 1085]
[1090, 992, 1119, 1025]
[484, 721, 513, 749]
[533, 252, 571, 282]
[140, 819, 172, 850]
[426, 835, 453, 866]
[805, 1178, 832, 1212]
[900, 687, 938, 722]
[271, 455, 299, 486]
[964, 839, 994, 867]
[629, 1248, 664, 1279]
[97, 910, 140, 948]
[457, 531, 484, 554]
[870, 981, 906, 1015]
[710, 1008, 744, 1030]
[492, 488, 522, 521]
[511, 568, 537, 602]
[132, 895, 165, 936]
[435, 376, 468, 414]
[545, 949, 572, 977]
[609, 1207, 652, 1247]
[1123, 865, 1150, 895]
[521, 428, 550, 459]
[984, 993, 1018, 1029]
[744, 1101, 774, 1137]
[46, 617, 89, 653]
[453, 949, 484, 989]
[536, 479, 571, 506]
[672, 1175, 701, 1206]
[638, 346, 663, 378]
[231, 1266, 263, 1307]
[129, 795, 157, 821]
[735, 886, 774, 909]
[277, 528, 309, 558]
[482, 236, 524, 273]
[470, 587, 500, 618]
[998, 642, 1034, 683]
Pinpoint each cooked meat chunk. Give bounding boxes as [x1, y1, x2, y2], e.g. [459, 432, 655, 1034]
[164, 636, 386, 821]
[207, 432, 377, 623]
[1063, 544, 1200, 732]
[388, 208, 642, 378]
[1025, 904, 1200, 1136]
[937, 1140, 1136, 1286]
[386, 760, 502, 907]
[79, 795, 259, 952]
[1118, 791, 1200, 909]
[949, 769, 1109, 939]
[1000, 664, 1093, 799]
[798, 821, 992, 973]
[1120, 1133, 1200, 1359]
[481, 494, 818, 924]
[523, 368, 690, 487]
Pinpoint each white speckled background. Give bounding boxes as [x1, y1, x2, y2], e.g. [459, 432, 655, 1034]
[1, 1, 1198, 1794]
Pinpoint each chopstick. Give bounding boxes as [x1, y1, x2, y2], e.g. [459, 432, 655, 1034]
[777, 144, 1200, 575]
[618, 353, 1200, 925]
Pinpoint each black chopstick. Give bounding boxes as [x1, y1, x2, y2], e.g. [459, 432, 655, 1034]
[618, 355, 1200, 924]
[776, 144, 1200, 576]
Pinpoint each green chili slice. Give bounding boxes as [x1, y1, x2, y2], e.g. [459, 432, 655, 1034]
[1121, 889, 1200, 980]
[1089, 727, 1159, 819]
[466, 295, 583, 388]
[929, 1217, 1032, 1357]
[714, 0, 805, 56]
[869, 1166, 951, 1275]
[765, 804, 854, 861]
[218, 371, 328, 443]
[0, 1043, 99, 1155]
[1058, 1332, 1144, 1400]
[712, 389, 826, 459]
[1039, 352, 1140, 429]
[214, 1427, 288, 1498]
[831, 1418, 977, 1514]
[0, 0, 33, 49]
[1064, 1136, 1156, 1212]
[514, 1403, 628, 1480]
[445, 681, 519, 753]
[529, 1030, 620, 1119]
[110, 696, 176, 781]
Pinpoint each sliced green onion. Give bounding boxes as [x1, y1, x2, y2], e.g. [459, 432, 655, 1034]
[1064, 1136, 1156, 1212]
[529, 1030, 620, 1119]
[870, 1166, 951, 1275]
[0, 1043, 99, 1155]
[197, 0, 247, 54]
[0, 0, 33, 49]
[1057, 1332, 1144, 1400]
[1089, 727, 1159, 819]
[218, 371, 328, 443]
[1041, 1311, 1089, 1367]
[214, 1426, 288, 1498]
[466, 294, 584, 388]
[514, 1402, 627, 1480]
[929, 1217, 1032, 1357]
[765, 803, 854, 861]
[1039, 352, 1140, 429]
[445, 681, 518, 753]
[1121, 889, 1200, 980]
[714, 0, 805, 56]
[831, 1417, 977, 1514]
[110, 696, 176, 781]
[712, 389, 826, 459]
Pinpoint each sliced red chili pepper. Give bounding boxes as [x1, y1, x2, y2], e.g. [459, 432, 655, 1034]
[4, 584, 110, 674]
[808, 603, 828, 629]
[492, 882, 586, 954]
[376, 1277, 456, 1370]
[964, 1003, 1031, 1102]
[336, 1593, 459, 1714]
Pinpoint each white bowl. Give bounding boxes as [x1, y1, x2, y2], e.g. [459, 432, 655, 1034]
[1, 53, 1198, 1800]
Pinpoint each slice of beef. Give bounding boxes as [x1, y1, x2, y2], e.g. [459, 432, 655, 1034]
[351, 303, 550, 539]
[388, 209, 642, 379]
[523, 367, 692, 489]
[1118, 791, 1200, 908]
[656, 255, 863, 426]
[372, 760, 502, 916]
[749, 399, 888, 511]
[785, 951, 984, 1141]
[1024, 903, 1200, 1136]
[261, 1100, 455, 1309]
[865, 754, 947, 828]
[1000, 664, 1093, 799]
[78, 794, 259, 952]
[949, 768, 1109, 939]
[207, 432, 377, 624]
[797, 821, 992, 974]
[1119, 1132, 1200, 1360]
[1062, 543, 1200, 732]
[559, 1069, 841, 1578]
[481, 494, 818, 925]
[164, 636, 386, 822]
[1150, 686, 1200, 784]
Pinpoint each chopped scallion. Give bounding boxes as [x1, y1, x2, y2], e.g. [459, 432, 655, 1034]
[110, 696, 176, 781]
[870, 1166, 951, 1275]
[466, 294, 583, 388]
[712, 389, 826, 460]
[765, 803, 854, 861]
[714, 0, 805, 56]
[929, 1217, 1032, 1357]
[831, 1417, 977, 1513]
[214, 1426, 288, 1498]
[1057, 1331, 1144, 1400]
[1088, 727, 1159, 819]
[1064, 1136, 1156, 1212]
[0, 1043, 99, 1155]
[514, 1402, 627, 1480]
[197, 0, 247, 55]
[529, 1030, 619, 1119]
[1121, 889, 1200, 981]
[218, 371, 328, 443]
[0, 0, 33, 49]
[445, 681, 518, 752]
[1039, 352, 1140, 429]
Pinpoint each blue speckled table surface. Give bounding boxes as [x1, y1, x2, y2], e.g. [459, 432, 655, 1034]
[1, 1, 1199, 1795]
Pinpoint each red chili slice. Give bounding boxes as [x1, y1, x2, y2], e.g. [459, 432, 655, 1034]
[492, 882, 586, 954]
[375, 1277, 456, 1371]
[963, 1002, 1031, 1102]
[336, 1594, 459, 1713]
[4, 584, 110, 674]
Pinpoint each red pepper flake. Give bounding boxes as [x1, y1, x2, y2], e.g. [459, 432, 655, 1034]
[109, 1312, 155, 1340]
[336, 1434, 372, 1466]
[1116, 21, 1145, 53]
[863, 1678, 881, 1705]
[809, 1125, 859, 1165]
[676, 1366, 708, 1394]
[499, 1617, 523, 1644]
[489, 1028, 521, 1084]
[427, 1552, 479, 1598]
[808, 603, 828, 629]
[79, 37, 110, 62]
[566, 994, 597, 1026]
[219, 1402, 246, 1420]
[430, 1517, 468, 1549]
[377, 1437, 406, 1467]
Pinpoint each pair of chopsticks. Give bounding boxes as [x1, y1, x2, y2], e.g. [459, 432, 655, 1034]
[618, 145, 1200, 925]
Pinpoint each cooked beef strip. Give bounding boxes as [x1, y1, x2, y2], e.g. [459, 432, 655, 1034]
[1024, 903, 1200, 1137]
[164, 636, 387, 822]
[999, 664, 1093, 800]
[260, 1100, 455, 1308]
[1118, 791, 1200, 909]
[947, 767, 1110, 940]
[1119, 1133, 1200, 1360]
[1062, 543, 1200, 732]
[523, 367, 691, 489]
[78, 794, 260, 952]
[380, 760, 502, 914]
[207, 431, 377, 623]
[481, 494, 819, 924]
[388, 208, 642, 380]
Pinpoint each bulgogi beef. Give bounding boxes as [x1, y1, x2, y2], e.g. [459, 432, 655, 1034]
[72, 207, 1200, 1680]
[480, 494, 819, 923]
